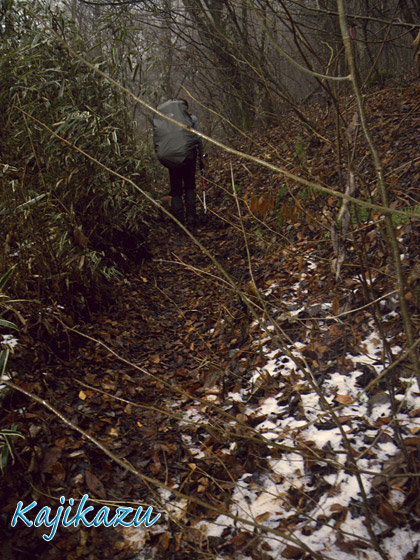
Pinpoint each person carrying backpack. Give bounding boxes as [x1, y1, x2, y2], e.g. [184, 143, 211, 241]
[153, 98, 205, 229]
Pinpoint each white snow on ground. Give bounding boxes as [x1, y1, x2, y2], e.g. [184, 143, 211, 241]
[133, 262, 420, 559]
[1, 334, 19, 349]
[193, 271, 420, 558]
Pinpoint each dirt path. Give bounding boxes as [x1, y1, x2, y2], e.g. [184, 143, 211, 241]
[2, 211, 263, 559]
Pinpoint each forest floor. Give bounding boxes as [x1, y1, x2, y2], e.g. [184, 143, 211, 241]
[2, 79, 420, 560]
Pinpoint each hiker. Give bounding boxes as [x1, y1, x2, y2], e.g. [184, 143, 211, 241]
[153, 99, 205, 228]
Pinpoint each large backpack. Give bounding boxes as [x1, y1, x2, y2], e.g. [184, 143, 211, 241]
[153, 99, 199, 168]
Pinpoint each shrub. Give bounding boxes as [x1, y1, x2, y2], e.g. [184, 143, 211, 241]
[0, 2, 154, 315]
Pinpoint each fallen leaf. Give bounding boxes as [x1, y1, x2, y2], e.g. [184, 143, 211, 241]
[282, 544, 304, 559]
[40, 446, 62, 473]
[335, 394, 353, 405]
[74, 226, 89, 248]
[338, 415, 353, 424]
[52, 461, 66, 482]
[85, 470, 106, 499]
[231, 532, 251, 546]
[150, 452, 161, 475]
[404, 436, 420, 446]
[378, 500, 399, 527]
[159, 532, 171, 551]
[54, 437, 67, 449]
[255, 512, 270, 523]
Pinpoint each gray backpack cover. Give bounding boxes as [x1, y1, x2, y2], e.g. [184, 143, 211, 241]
[153, 99, 199, 168]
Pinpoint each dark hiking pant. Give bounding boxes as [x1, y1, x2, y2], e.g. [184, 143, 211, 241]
[168, 156, 197, 226]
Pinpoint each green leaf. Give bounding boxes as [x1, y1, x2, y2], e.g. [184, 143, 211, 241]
[31, 32, 42, 48]
[0, 349, 9, 375]
[0, 267, 15, 292]
[0, 446, 9, 474]
[16, 194, 47, 211]
[112, 47, 119, 66]
[0, 319, 19, 330]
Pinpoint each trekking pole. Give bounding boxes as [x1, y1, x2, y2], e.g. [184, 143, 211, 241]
[200, 153, 207, 214]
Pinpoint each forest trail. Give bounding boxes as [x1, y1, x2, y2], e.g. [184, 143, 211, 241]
[3, 79, 420, 560]
[3, 200, 273, 559]
[3, 1, 420, 557]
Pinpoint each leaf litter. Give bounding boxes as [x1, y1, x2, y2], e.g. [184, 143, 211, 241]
[2, 80, 420, 559]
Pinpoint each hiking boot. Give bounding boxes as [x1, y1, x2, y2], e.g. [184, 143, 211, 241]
[185, 189, 198, 229]
[170, 196, 185, 225]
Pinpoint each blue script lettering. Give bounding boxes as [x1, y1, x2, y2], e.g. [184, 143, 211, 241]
[43, 503, 64, 541]
[133, 506, 161, 527]
[11, 501, 37, 527]
[11, 494, 161, 539]
[112, 506, 134, 527]
[62, 497, 75, 527]
[64, 494, 94, 527]
[92, 506, 114, 528]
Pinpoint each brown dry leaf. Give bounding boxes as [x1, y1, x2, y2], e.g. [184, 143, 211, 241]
[175, 532, 182, 551]
[85, 470, 106, 499]
[78, 390, 87, 401]
[335, 394, 353, 405]
[337, 538, 371, 552]
[40, 446, 62, 474]
[231, 532, 250, 546]
[52, 461, 66, 482]
[282, 544, 304, 559]
[409, 426, 420, 434]
[404, 436, 420, 446]
[54, 437, 67, 449]
[150, 452, 161, 475]
[390, 481, 408, 492]
[102, 381, 116, 391]
[332, 297, 340, 315]
[378, 500, 399, 527]
[255, 512, 270, 523]
[197, 476, 209, 493]
[74, 226, 89, 248]
[338, 415, 353, 424]
[159, 532, 171, 551]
